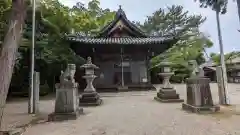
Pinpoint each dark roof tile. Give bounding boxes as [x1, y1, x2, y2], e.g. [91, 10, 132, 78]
[67, 36, 173, 45]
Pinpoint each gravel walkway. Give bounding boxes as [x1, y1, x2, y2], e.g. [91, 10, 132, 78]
[21, 84, 240, 135]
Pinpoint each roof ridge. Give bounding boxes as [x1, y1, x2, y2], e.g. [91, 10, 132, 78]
[83, 37, 164, 39]
[96, 6, 147, 37]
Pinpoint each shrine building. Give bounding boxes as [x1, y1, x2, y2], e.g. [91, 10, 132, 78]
[65, 6, 176, 91]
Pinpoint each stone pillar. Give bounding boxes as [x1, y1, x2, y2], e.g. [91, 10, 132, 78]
[182, 60, 220, 113]
[154, 61, 183, 103]
[79, 57, 102, 106]
[182, 78, 220, 113]
[48, 64, 83, 121]
[33, 72, 40, 114]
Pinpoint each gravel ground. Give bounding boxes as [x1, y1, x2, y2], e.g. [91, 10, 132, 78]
[7, 83, 240, 135]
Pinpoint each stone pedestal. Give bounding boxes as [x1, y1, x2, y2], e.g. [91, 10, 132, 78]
[79, 91, 102, 106]
[48, 83, 83, 121]
[154, 72, 183, 103]
[182, 77, 220, 113]
[155, 88, 184, 103]
[79, 75, 102, 106]
[83, 75, 97, 92]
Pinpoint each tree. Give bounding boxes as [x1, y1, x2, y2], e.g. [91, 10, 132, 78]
[194, 0, 227, 14]
[0, 0, 12, 46]
[194, 0, 229, 105]
[19, 0, 85, 92]
[8, 0, 116, 94]
[70, 0, 115, 35]
[139, 5, 206, 37]
[34, 0, 114, 90]
[0, 0, 27, 128]
[138, 5, 212, 82]
[210, 51, 240, 65]
[237, 0, 240, 26]
[151, 33, 213, 82]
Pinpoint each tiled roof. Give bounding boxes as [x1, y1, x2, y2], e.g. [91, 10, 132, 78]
[200, 60, 216, 71]
[66, 36, 172, 45]
[200, 60, 216, 67]
[97, 6, 147, 37]
[226, 57, 240, 64]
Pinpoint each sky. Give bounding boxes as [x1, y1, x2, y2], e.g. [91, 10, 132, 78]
[59, 0, 240, 54]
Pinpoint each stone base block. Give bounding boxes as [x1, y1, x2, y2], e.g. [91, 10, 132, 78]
[182, 103, 220, 113]
[154, 89, 184, 103]
[117, 86, 129, 91]
[48, 108, 83, 121]
[154, 96, 184, 103]
[79, 91, 102, 106]
[0, 128, 25, 135]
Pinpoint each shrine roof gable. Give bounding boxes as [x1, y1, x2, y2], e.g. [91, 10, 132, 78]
[96, 5, 147, 38]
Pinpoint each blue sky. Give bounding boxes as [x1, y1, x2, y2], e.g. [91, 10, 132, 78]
[59, 0, 240, 54]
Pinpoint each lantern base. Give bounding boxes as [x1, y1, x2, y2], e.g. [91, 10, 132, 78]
[182, 103, 220, 113]
[79, 91, 102, 106]
[154, 88, 184, 103]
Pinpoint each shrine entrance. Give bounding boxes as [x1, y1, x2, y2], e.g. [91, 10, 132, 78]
[114, 72, 132, 85]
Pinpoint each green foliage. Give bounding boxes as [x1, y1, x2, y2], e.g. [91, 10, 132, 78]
[194, 0, 228, 14]
[0, 0, 12, 45]
[210, 51, 240, 65]
[139, 5, 206, 37]
[70, 0, 115, 35]
[138, 5, 213, 82]
[150, 36, 213, 82]
[10, 0, 115, 95]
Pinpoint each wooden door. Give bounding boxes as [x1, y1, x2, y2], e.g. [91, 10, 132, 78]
[114, 72, 132, 85]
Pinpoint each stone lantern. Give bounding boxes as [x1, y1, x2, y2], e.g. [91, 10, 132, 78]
[79, 57, 102, 106]
[154, 61, 184, 103]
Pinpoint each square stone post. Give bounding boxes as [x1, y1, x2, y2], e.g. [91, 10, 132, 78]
[182, 60, 220, 113]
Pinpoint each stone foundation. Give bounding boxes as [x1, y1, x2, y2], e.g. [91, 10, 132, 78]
[117, 86, 129, 91]
[182, 103, 220, 113]
[0, 128, 25, 135]
[48, 107, 83, 121]
[154, 88, 184, 103]
[79, 91, 102, 106]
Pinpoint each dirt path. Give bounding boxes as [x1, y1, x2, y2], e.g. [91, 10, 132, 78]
[3, 83, 240, 135]
[21, 83, 240, 135]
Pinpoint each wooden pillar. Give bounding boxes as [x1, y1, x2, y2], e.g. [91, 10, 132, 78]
[146, 50, 151, 84]
[92, 48, 95, 62]
[121, 48, 124, 87]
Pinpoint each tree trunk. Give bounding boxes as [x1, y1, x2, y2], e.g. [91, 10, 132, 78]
[215, 10, 229, 105]
[0, 0, 26, 129]
[237, 0, 240, 24]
